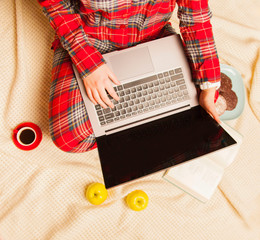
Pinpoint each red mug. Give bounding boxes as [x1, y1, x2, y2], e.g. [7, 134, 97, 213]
[12, 122, 42, 150]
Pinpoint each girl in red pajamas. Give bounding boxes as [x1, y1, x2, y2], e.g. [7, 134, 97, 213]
[39, 0, 221, 152]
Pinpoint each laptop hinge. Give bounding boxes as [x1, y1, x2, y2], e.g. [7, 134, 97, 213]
[105, 104, 191, 135]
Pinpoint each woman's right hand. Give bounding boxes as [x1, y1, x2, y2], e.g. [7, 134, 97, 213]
[199, 87, 221, 124]
[82, 64, 121, 109]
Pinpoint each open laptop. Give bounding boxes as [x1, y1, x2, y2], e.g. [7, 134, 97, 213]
[73, 34, 237, 189]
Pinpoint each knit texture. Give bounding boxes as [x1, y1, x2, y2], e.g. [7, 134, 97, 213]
[0, 0, 259, 239]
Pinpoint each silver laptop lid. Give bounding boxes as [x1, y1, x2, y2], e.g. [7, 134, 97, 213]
[74, 35, 199, 137]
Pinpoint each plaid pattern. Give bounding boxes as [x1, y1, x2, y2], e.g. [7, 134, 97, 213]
[48, 26, 175, 153]
[39, 0, 220, 84]
[39, 0, 221, 153]
[49, 47, 97, 152]
[177, 0, 220, 84]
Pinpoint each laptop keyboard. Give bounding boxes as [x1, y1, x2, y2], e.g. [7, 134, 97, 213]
[95, 67, 190, 126]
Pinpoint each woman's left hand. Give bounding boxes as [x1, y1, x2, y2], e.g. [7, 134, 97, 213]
[199, 87, 221, 124]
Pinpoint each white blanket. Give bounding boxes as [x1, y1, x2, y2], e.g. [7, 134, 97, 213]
[0, 0, 259, 239]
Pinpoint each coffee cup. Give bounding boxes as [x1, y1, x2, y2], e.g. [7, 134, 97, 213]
[16, 127, 37, 146]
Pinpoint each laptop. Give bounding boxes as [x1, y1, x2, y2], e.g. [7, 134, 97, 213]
[73, 34, 237, 189]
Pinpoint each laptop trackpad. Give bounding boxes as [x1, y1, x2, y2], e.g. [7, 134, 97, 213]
[108, 46, 154, 81]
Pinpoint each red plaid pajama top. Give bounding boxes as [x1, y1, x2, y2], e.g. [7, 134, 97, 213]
[38, 0, 221, 152]
[39, 0, 221, 84]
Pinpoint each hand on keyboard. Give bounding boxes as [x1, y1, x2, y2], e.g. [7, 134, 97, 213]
[94, 67, 191, 126]
[83, 64, 121, 109]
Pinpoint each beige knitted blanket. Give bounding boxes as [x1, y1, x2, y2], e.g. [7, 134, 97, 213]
[0, 0, 259, 239]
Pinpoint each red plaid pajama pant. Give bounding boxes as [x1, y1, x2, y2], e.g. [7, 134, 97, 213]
[48, 26, 176, 153]
[49, 46, 97, 153]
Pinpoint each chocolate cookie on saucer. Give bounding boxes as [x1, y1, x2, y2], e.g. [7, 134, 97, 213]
[219, 73, 232, 93]
[215, 72, 238, 116]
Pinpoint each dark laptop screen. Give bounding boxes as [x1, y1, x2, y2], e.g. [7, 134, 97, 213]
[96, 106, 236, 189]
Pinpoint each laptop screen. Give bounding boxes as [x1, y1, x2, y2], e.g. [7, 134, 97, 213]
[96, 106, 237, 189]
